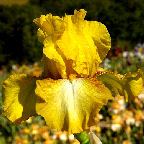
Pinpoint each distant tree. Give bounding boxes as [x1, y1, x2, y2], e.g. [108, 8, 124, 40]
[0, 4, 42, 65]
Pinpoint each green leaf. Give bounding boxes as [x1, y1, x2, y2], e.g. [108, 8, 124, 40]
[74, 131, 91, 144]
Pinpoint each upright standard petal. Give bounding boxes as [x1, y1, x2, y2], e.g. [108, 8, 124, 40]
[35, 78, 113, 134]
[33, 14, 65, 38]
[34, 14, 67, 79]
[57, 9, 111, 77]
[97, 70, 143, 102]
[42, 36, 67, 79]
[3, 74, 37, 123]
[33, 9, 111, 78]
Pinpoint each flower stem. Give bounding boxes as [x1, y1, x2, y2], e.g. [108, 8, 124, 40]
[74, 131, 91, 144]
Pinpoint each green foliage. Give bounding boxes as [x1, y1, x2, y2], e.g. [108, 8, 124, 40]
[0, 4, 43, 65]
[74, 132, 91, 144]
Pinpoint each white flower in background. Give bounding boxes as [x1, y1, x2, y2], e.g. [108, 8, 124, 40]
[104, 58, 110, 63]
[59, 133, 67, 141]
[140, 54, 144, 61]
[109, 95, 126, 114]
[129, 52, 134, 57]
[103, 58, 111, 70]
[135, 52, 142, 58]
[111, 109, 119, 114]
[135, 121, 141, 127]
[123, 111, 135, 125]
[12, 64, 19, 72]
[138, 88, 144, 103]
[138, 93, 144, 103]
[126, 118, 135, 125]
[118, 100, 126, 111]
[111, 115, 123, 132]
[111, 124, 121, 132]
[122, 51, 128, 57]
[68, 134, 74, 141]
[118, 99, 125, 105]
[98, 114, 103, 120]
[50, 134, 57, 140]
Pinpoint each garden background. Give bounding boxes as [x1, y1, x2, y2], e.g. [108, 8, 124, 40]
[0, 0, 144, 143]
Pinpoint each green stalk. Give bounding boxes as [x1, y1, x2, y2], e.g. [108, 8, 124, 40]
[74, 131, 91, 144]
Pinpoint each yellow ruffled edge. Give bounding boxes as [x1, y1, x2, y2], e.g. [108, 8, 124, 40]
[122, 70, 143, 101]
[3, 70, 142, 133]
[2, 73, 113, 134]
[33, 9, 111, 78]
[35, 77, 113, 134]
[96, 69, 143, 102]
[2, 74, 37, 123]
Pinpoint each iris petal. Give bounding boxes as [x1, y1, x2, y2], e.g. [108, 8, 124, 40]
[42, 37, 67, 79]
[57, 10, 111, 77]
[3, 74, 37, 123]
[33, 9, 111, 78]
[35, 78, 113, 134]
[97, 70, 143, 102]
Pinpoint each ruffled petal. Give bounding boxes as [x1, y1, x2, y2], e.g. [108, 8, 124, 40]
[33, 14, 65, 39]
[34, 9, 110, 78]
[3, 74, 37, 123]
[35, 78, 113, 134]
[97, 70, 143, 102]
[37, 28, 46, 42]
[57, 10, 111, 77]
[42, 36, 67, 79]
[34, 15, 67, 79]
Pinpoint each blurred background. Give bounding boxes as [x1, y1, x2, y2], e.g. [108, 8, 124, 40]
[0, 0, 144, 143]
[0, 0, 144, 65]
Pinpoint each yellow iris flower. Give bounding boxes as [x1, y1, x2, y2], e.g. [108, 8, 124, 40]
[2, 9, 143, 134]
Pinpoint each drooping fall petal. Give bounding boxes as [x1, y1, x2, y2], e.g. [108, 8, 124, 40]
[33, 9, 111, 78]
[35, 78, 113, 134]
[3, 74, 37, 123]
[97, 70, 143, 102]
